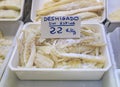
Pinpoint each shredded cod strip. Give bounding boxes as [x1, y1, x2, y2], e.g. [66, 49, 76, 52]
[51, 48, 105, 64]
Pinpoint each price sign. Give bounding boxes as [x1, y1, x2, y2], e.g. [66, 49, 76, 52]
[41, 16, 80, 38]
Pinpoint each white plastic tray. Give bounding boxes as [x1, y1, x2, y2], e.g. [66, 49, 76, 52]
[107, 27, 120, 68]
[107, 27, 120, 87]
[106, 0, 120, 32]
[0, 0, 25, 21]
[31, 0, 106, 23]
[0, 28, 118, 86]
[9, 23, 111, 80]
[115, 70, 120, 87]
[107, 0, 120, 23]
[0, 66, 117, 87]
[0, 21, 23, 80]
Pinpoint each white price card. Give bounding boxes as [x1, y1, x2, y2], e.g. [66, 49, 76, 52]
[41, 16, 81, 38]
